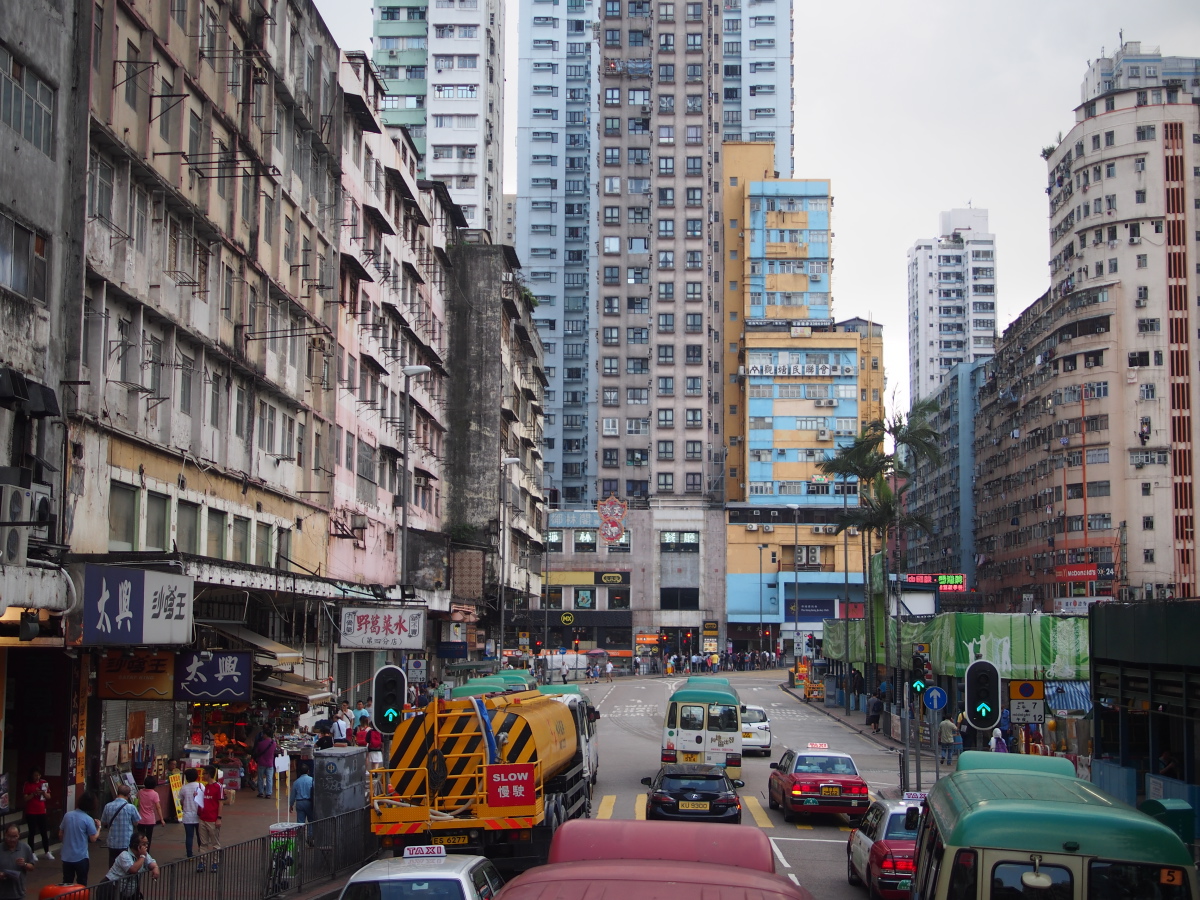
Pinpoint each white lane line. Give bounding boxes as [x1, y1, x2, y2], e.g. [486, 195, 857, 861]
[771, 837, 852, 844]
[768, 837, 792, 869]
[788, 874, 801, 885]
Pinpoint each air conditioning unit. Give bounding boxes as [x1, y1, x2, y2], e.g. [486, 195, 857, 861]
[762, 524, 774, 532]
[388, 50, 398, 57]
[817, 429, 831, 440]
[824, 525, 838, 535]
[413, 475, 430, 487]
[811, 526, 823, 534]
[0, 484, 31, 567]
[809, 273, 822, 281]
[1134, 462, 1145, 469]
[29, 482, 53, 542]
[1129, 237, 1142, 245]
[1135, 298, 1147, 308]
[745, 523, 759, 531]
[641, 105, 653, 113]
[847, 527, 859, 537]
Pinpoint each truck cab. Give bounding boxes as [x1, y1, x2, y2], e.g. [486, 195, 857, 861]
[548, 692, 600, 788]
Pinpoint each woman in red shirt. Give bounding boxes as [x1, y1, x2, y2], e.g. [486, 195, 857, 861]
[22, 768, 51, 861]
[137, 775, 165, 849]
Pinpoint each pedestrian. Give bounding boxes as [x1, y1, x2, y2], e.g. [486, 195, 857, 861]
[999, 707, 1012, 744]
[560, 659, 569, 685]
[988, 727, 1008, 753]
[136, 776, 164, 849]
[253, 727, 280, 799]
[289, 763, 315, 846]
[850, 669, 865, 710]
[100, 784, 142, 866]
[275, 745, 292, 794]
[21, 768, 51, 862]
[938, 715, 957, 764]
[363, 718, 385, 780]
[354, 700, 370, 726]
[331, 711, 350, 747]
[0, 822, 34, 900]
[1159, 749, 1181, 779]
[315, 726, 334, 750]
[104, 831, 159, 899]
[58, 791, 99, 886]
[197, 765, 223, 873]
[605, 660, 614, 682]
[865, 693, 883, 734]
[179, 769, 203, 863]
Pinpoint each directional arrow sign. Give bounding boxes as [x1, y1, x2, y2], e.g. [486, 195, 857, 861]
[975, 702, 991, 715]
[912, 679, 926, 693]
[384, 707, 399, 722]
[923, 686, 947, 711]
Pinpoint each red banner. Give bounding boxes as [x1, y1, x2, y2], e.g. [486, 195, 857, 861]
[1056, 564, 1097, 582]
[485, 764, 536, 808]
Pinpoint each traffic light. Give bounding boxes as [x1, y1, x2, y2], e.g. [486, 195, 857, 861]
[534, 638, 543, 655]
[806, 634, 815, 652]
[373, 664, 408, 736]
[573, 638, 580, 652]
[964, 659, 1001, 731]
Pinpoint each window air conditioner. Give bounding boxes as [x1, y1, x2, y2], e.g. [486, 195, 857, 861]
[1135, 297, 1147, 308]
[1129, 237, 1141, 245]
[817, 429, 831, 440]
[809, 273, 822, 281]
[762, 524, 773, 532]
[811, 526, 823, 534]
[745, 523, 759, 531]
[847, 527, 859, 537]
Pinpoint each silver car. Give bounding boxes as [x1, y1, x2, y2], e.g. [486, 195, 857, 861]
[741, 704, 772, 755]
[339, 852, 505, 900]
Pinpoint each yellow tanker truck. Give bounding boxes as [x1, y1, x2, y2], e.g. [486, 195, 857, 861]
[369, 686, 599, 871]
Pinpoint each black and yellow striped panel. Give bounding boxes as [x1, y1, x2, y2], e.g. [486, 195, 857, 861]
[387, 711, 434, 799]
[436, 706, 484, 803]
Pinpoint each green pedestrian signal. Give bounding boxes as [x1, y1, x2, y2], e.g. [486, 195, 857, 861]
[373, 665, 408, 736]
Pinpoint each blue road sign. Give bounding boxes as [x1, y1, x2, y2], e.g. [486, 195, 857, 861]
[923, 686, 948, 711]
[559, 647, 567, 655]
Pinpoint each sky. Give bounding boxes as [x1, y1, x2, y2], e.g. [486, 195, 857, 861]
[312, 0, 1200, 412]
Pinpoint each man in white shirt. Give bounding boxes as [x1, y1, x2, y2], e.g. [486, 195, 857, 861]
[331, 715, 350, 747]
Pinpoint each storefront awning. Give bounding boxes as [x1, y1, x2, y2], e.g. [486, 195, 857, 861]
[1044, 680, 1092, 715]
[255, 672, 333, 704]
[210, 624, 302, 665]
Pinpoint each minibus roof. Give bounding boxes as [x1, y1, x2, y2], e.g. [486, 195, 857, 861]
[667, 687, 740, 705]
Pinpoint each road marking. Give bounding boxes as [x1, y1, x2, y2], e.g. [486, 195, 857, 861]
[788, 874, 801, 885]
[772, 837, 849, 844]
[744, 795, 772, 828]
[634, 794, 646, 820]
[839, 826, 853, 832]
[793, 822, 813, 830]
[596, 795, 615, 819]
[768, 837, 791, 869]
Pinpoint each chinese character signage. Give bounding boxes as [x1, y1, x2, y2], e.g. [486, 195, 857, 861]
[485, 764, 536, 808]
[597, 494, 627, 544]
[82, 565, 194, 646]
[97, 651, 175, 700]
[339, 607, 425, 650]
[904, 573, 967, 592]
[174, 651, 252, 702]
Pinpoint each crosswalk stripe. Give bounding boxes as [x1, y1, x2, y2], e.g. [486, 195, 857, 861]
[634, 794, 646, 820]
[596, 795, 616, 819]
[744, 795, 772, 828]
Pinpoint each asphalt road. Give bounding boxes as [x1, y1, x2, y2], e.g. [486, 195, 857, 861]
[582, 671, 901, 900]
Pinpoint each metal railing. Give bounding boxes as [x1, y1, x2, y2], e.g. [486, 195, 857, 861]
[68, 807, 376, 900]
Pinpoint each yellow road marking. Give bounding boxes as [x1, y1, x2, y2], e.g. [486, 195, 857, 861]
[839, 826, 853, 832]
[793, 822, 813, 830]
[596, 795, 616, 819]
[744, 795, 772, 828]
[634, 795, 646, 820]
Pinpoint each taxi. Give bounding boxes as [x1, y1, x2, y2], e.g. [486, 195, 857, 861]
[768, 744, 870, 822]
[338, 847, 505, 900]
[846, 797, 921, 899]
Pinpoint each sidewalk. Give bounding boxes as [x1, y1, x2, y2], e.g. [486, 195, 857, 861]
[26, 787, 348, 899]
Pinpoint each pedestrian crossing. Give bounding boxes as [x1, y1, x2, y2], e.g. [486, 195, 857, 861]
[591, 794, 854, 832]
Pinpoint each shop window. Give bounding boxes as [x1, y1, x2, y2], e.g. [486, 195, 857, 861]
[608, 588, 631, 609]
[177, 501, 200, 554]
[207, 509, 227, 559]
[145, 491, 170, 552]
[574, 529, 597, 552]
[543, 587, 563, 610]
[108, 482, 136, 551]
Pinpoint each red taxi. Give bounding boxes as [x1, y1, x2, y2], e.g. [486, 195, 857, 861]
[846, 797, 921, 899]
[768, 745, 870, 821]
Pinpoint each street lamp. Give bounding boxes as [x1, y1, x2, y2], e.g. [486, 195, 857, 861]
[786, 503, 799, 660]
[497, 456, 522, 664]
[758, 543, 769, 653]
[399, 365, 431, 588]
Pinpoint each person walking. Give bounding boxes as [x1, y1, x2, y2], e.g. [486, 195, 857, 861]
[605, 660, 614, 682]
[938, 715, 958, 765]
[988, 727, 1008, 753]
[289, 763, 315, 846]
[0, 823, 35, 900]
[850, 669, 865, 711]
[20, 768, 51, 862]
[58, 791, 99, 886]
[136, 776, 164, 849]
[253, 727, 280, 799]
[100, 784, 142, 866]
[560, 659, 569, 685]
[104, 831, 160, 898]
[865, 693, 883, 734]
[197, 765, 224, 873]
[178, 769, 203, 865]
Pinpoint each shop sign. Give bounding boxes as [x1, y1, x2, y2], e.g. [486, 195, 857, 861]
[97, 651, 174, 700]
[82, 565, 194, 646]
[174, 651, 252, 702]
[339, 607, 425, 650]
[788, 598, 836, 618]
[634, 633, 661, 645]
[1055, 564, 1097, 582]
[702, 620, 719, 635]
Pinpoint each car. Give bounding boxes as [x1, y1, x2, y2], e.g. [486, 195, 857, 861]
[338, 848, 505, 900]
[640, 763, 744, 825]
[741, 704, 772, 755]
[767, 746, 871, 821]
[846, 798, 921, 899]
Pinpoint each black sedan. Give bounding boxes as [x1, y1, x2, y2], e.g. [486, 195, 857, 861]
[640, 764, 744, 825]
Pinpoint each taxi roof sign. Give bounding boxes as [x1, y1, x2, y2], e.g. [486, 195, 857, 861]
[806, 742, 829, 749]
[1009, 680, 1045, 700]
[403, 845, 447, 858]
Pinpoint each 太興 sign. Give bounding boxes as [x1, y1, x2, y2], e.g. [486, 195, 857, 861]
[82, 565, 194, 646]
[339, 607, 425, 649]
[174, 651, 252, 702]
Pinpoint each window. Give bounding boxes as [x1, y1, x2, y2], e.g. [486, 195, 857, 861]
[1135, 125, 1157, 141]
[0, 45, 56, 157]
[657, 408, 674, 427]
[108, 482, 137, 551]
[0, 211, 49, 302]
[574, 530, 597, 553]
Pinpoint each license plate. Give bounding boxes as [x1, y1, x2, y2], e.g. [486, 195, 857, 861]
[804, 798, 819, 806]
[678, 801, 710, 810]
[431, 835, 468, 846]
[681, 752, 700, 763]
[898, 880, 912, 891]
[821, 786, 840, 796]
[742, 732, 753, 738]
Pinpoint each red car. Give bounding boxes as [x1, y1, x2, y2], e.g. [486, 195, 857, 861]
[767, 746, 870, 821]
[846, 799, 920, 899]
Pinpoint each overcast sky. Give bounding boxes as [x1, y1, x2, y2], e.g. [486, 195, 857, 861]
[313, 0, 1200, 412]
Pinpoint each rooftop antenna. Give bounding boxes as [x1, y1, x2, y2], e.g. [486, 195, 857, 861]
[1119, 29, 1123, 47]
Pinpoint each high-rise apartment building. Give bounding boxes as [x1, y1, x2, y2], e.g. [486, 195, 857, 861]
[719, 0, 794, 177]
[907, 209, 998, 403]
[974, 41, 1200, 610]
[372, 0, 503, 234]
[515, 0, 600, 508]
[721, 145, 884, 652]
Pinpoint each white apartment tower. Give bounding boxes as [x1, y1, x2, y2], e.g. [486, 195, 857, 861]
[907, 208, 998, 403]
[720, 0, 794, 177]
[515, 0, 601, 508]
[372, 0, 504, 235]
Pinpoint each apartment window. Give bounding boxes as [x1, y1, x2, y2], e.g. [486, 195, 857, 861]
[1135, 190, 1147, 203]
[657, 408, 674, 427]
[0, 45, 56, 158]
[1136, 125, 1156, 141]
[108, 482, 137, 551]
[0, 211, 49, 302]
[658, 376, 674, 396]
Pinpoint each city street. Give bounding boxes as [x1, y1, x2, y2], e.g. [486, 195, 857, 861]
[581, 671, 902, 900]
